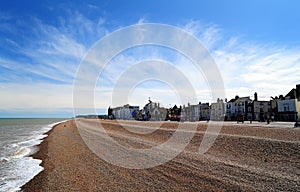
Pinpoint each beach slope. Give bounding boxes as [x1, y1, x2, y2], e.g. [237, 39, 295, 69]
[22, 120, 300, 191]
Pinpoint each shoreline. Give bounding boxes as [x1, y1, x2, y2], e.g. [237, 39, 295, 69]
[22, 119, 300, 191]
[21, 121, 65, 191]
[0, 118, 68, 192]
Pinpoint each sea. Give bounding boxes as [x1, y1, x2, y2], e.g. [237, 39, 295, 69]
[0, 118, 67, 192]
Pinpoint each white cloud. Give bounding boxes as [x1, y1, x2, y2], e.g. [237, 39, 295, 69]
[0, 12, 109, 115]
[212, 40, 300, 100]
[1, 16, 300, 115]
[90, 20, 300, 109]
[137, 18, 146, 24]
[0, 83, 73, 109]
[87, 4, 99, 9]
[172, 20, 300, 102]
[0, 12, 110, 84]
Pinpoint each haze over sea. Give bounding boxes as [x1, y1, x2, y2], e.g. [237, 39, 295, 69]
[0, 118, 66, 192]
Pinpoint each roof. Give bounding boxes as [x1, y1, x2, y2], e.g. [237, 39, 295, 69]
[284, 85, 300, 100]
[227, 96, 251, 103]
[228, 98, 237, 103]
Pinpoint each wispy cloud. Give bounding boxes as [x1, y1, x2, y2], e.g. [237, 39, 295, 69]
[1, 13, 299, 116]
[87, 4, 99, 9]
[90, 20, 300, 109]
[0, 11, 108, 115]
[179, 20, 300, 101]
[0, 11, 108, 84]
[212, 39, 300, 100]
[0, 83, 73, 109]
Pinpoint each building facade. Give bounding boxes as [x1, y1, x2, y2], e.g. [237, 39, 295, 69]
[210, 98, 225, 120]
[107, 84, 300, 122]
[110, 104, 139, 120]
[143, 100, 167, 121]
[277, 86, 300, 121]
[270, 84, 300, 121]
[199, 102, 210, 121]
[182, 102, 210, 121]
[251, 92, 271, 121]
[225, 96, 252, 120]
[182, 103, 198, 122]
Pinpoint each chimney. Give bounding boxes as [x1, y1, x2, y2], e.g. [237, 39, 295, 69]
[254, 92, 258, 101]
[279, 95, 284, 100]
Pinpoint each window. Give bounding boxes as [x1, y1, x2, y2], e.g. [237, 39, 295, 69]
[283, 104, 289, 112]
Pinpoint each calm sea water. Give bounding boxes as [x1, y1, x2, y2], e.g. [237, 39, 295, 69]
[0, 118, 67, 192]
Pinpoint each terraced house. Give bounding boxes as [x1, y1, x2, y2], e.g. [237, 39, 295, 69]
[276, 84, 300, 121]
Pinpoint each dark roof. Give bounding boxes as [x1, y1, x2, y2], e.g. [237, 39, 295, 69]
[285, 89, 296, 99]
[228, 98, 237, 103]
[285, 87, 300, 100]
[227, 96, 251, 103]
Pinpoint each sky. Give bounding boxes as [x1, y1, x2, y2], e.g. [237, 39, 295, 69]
[0, 0, 300, 117]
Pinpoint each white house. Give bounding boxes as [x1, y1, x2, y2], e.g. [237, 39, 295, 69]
[210, 98, 225, 120]
[277, 85, 300, 121]
[225, 96, 252, 120]
[111, 104, 139, 120]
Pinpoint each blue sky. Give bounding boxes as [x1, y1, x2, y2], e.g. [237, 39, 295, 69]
[0, 0, 300, 117]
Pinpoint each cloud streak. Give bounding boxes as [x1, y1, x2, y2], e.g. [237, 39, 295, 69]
[0, 11, 108, 84]
[0, 13, 299, 117]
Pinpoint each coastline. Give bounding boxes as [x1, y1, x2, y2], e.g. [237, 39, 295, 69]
[0, 118, 67, 192]
[21, 121, 63, 191]
[22, 119, 300, 191]
[21, 119, 102, 191]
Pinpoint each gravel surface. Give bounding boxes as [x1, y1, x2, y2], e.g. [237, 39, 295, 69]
[22, 119, 300, 191]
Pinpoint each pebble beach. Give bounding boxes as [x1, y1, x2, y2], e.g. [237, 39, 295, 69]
[22, 119, 300, 191]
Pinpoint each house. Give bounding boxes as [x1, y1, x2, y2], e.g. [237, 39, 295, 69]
[225, 96, 252, 120]
[181, 102, 210, 121]
[182, 103, 199, 122]
[225, 97, 236, 120]
[210, 98, 225, 120]
[199, 102, 210, 121]
[110, 104, 139, 120]
[140, 99, 167, 121]
[236, 96, 252, 120]
[251, 92, 271, 121]
[276, 84, 300, 121]
[225, 96, 241, 120]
